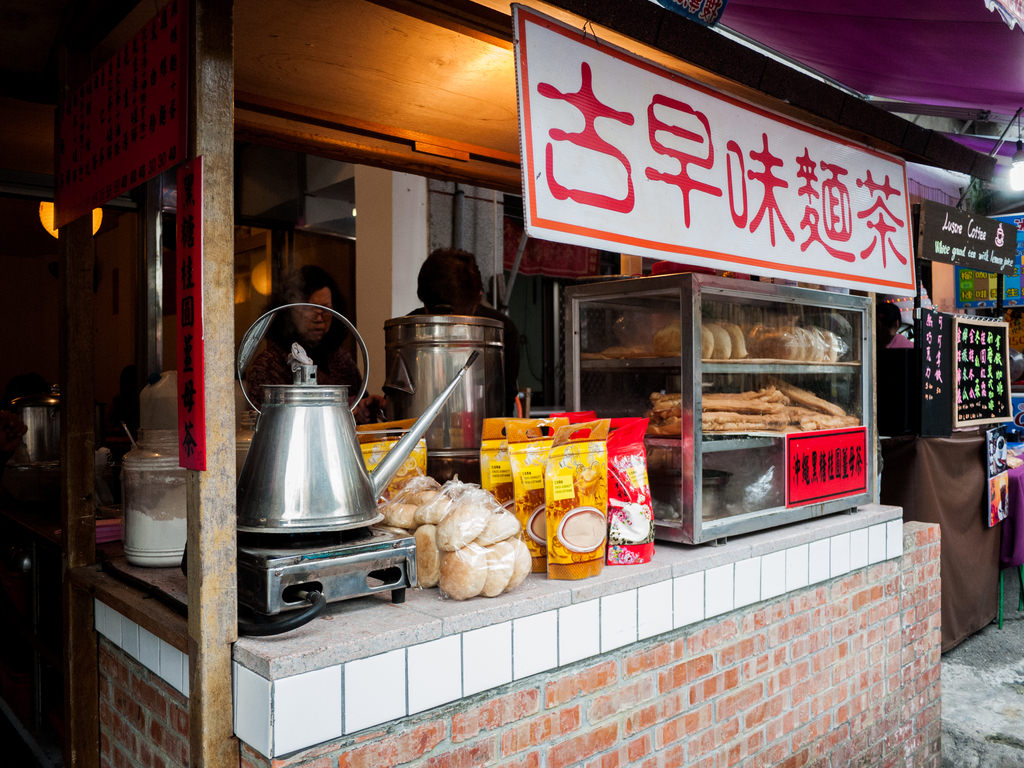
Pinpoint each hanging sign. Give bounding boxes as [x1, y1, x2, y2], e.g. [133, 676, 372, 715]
[953, 317, 1011, 428]
[55, 0, 187, 228]
[176, 158, 206, 471]
[918, 200, 1016, 274]
[785, 427, 868, 507]
[955, 212, 1024, 308]
[987, 426, 1010, 527]
[512, 5, 916, 295]
[918, 308, 953, 437]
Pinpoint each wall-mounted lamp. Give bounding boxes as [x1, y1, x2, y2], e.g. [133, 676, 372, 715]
[1011, 111, 1024, 191]
[38, 201, 102, 238]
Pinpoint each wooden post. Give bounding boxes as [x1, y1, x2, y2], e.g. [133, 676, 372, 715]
[185, 1, 238, 766]
[60, 212, 99, 768]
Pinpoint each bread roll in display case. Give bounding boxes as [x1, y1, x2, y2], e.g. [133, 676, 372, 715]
[565, 273, 873, 544]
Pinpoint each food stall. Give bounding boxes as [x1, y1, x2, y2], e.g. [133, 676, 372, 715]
[20, 1, 993, 767]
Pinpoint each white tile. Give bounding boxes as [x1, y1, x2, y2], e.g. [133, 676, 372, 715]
[705, 564, 734, 618]
[407, 636, 462, 714]
[139, 627, 160, 673]
[344, 649, 406, 733]
[674, 572, 704, 628]
[512, 611, 558, 680]
[95, 601, 121, 645]
[637, 581, 673, 640]
[785, 544, 810, 592]
[734, 557, 761, 608]
[886, 519, 903, 559]
[273, 666, 342, 756]
[868, 523, 887, 564]
[181, 664, 190, 698]
[830, 533, 851, 578]
[158, 639, 185, 692]
[558, 601, 600, 665]
[808, 538, 831, 584]
[234, 662, 272, 758]
[760, 550, 787, 600]
[601, 590, 638, 651]
[463, 622, 512, 695]
[120, 615, 140, 660]
[850, 528, 869, 570]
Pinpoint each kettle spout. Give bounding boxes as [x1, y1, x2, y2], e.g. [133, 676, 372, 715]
[370, 350, 479, 499]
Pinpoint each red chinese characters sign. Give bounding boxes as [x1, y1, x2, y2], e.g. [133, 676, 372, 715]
[176, 159, 206, 471]
[512, 6, 916, 295]
[785, 427, 868, 508]
[55, 0, 187, 228]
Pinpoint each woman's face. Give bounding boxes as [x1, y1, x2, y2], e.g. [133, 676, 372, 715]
[293, 286, 333, 346]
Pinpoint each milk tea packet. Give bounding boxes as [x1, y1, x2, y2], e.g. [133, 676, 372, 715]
[480, 417, 522, 511]
[606, 418, 655, 565]
[545, 419, 610, 580]
[357, 419, 427, 499]
[506, 417, 569, 573]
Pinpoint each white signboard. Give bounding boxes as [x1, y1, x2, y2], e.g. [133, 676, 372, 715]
[512, 5, 917, 296]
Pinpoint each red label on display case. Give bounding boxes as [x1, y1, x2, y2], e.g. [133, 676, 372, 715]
[176, 158, 206, 470]
[785, 427, 868, 507]
[54, 0, 187, 228]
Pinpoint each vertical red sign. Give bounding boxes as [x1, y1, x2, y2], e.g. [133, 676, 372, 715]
[176, 158, 206, 470]
[785, 427, 867, 507]
[55, 0, 188, 228]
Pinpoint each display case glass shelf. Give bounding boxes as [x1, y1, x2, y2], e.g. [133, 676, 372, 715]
[565, 273, 873, 544]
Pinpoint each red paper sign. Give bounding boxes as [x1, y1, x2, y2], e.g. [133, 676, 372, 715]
[785, 427, 868, 507]
[176, 159, 206, 470]
[55, 0, 187, 228]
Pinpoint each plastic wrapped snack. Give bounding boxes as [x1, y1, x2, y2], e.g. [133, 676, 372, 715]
[438, 544, 489, 600]
[435, 486, 499, 551]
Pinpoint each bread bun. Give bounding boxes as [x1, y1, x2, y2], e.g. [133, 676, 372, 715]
[481, 540, 516, 597]
[382, 502, 417, 530]
[439, 546, 488, 600]
[653, 324, 682, 357]
[722, 323, 747, 359]
[415, 492, 453, 526]
[706, 324, 732, 360]
[474, 512, 521, 547]
[701, 326, 714, 359]
[504, 537, 532, 592]
[415, 524, 440, 588]
[436, 499, 491, 551]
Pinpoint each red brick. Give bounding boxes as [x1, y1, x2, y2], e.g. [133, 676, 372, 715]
[716, 682, 763, 721]
[626, 734, 652, 762]
[494, 752, 541, 768]
[689, 667, 740, 706]
[587, 676, 654, 722]
[658, 652, 713, 693]
[545, 661, 618, 708]
[424, 737, 498, 768]
[547, 723, 618, 768]
[501, 706, 579, 755]
[453, 689, 540, 740]
[339, 721, 446, 768]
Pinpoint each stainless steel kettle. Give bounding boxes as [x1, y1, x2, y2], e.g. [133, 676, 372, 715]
[235, 304, 478, 533]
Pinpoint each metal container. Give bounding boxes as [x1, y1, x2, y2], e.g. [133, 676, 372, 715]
[383, 315, 504, 482]
[10, 389, 60, 463]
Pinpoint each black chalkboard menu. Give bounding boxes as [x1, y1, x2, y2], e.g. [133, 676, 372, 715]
[919, 308, 952, 437]
[953, 317, 1012, 428]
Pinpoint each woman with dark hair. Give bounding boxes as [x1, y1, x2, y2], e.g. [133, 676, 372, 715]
[245, 265, 384, 423]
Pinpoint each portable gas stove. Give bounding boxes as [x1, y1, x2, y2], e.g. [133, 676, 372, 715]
[237, 525, 417, 616]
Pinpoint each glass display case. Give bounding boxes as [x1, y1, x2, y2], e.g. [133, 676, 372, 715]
[565, 273, 873, 544]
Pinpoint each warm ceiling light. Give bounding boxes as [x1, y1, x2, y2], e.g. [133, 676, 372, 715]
[250, 259, 272, 295]
[38, 201, 103, 238]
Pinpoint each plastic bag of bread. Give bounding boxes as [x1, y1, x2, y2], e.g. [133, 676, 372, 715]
[435, 486, 503, 551]
[377, 475, 442, 531]
[438, 536, 532, 600]
[413, 476, 475, 527]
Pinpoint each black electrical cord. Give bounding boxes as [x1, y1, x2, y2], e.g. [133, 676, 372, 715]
[237, 590, 327, 637]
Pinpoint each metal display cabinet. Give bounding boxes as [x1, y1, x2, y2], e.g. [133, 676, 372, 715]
[565, 273, 873, 544]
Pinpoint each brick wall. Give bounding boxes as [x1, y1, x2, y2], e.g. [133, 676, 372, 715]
[102, 521, 941, 768]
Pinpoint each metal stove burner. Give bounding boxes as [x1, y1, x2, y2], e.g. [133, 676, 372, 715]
[237, 525, 417, 616]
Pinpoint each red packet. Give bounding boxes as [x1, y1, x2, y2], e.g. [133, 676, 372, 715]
[606, 418, 655, 565]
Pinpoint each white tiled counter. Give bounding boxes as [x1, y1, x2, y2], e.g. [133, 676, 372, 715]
[94, 503, 904, 760]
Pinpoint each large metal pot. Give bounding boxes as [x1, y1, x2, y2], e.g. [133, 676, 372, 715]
[10, 388, 60, 463]
[383, 315, 504, 483]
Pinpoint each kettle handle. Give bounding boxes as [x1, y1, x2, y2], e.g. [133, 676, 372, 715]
[237, 303, 370, 414]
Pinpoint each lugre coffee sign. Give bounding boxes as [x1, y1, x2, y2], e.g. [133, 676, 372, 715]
[917, 200, 1017, 275]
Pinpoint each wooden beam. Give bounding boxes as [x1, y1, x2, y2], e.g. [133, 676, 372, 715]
[186, 1, 239, 767]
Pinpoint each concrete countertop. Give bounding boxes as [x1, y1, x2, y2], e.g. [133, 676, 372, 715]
[233, 503, 902, 679]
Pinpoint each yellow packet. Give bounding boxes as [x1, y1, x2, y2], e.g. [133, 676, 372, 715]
[357, 419, 426, 499]
[545, 420, 609, 580]
[506, 417, 569, 573]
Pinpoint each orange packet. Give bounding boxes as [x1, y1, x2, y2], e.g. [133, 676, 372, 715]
[545, 420, 609, 580]
[357, 419, 426, 499]
[506, 417, 569, 573]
